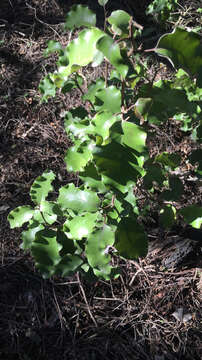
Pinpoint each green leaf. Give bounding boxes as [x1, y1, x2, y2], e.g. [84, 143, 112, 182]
[108, 10, 131, 37]
[8, 206, 34, 228]
[39, 75, 56, 102]
[43, 40, 62, 57]
[64, 140, 93, 172]
[31, 229, 62, 278]
[159, 205, 176, 229]
[115, 217, 148, 259]
[155, 152, 181, 170]
[80, 163, 107, 193]
[65, 5, 96, 30]
[180, 205, 202, 229]
[98, 0, 108, 6]
[57, 230, 76, 256]
[122, 121, 147, 153]
[94, 86, 121, 113]
[86, 224, 115, 280]
[96, 34, 128, 78]
[56, 255, 83, 277]
[58, 183, 100, 213]
[21, 221, 44, 250]
[57, 28, 104, 79]
[39, 201, 58, 225]
[134, 98, 153, 122]
[83, 78, 105, 103]
[93, 141, 141, 193]
[65, 212, 98, 240]
[92, 111, 120, 141]
[155, 28, 202, 77]
[30, 170, 55, 205]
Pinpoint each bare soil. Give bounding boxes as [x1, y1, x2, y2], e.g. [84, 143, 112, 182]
[0, 1, 201, 360]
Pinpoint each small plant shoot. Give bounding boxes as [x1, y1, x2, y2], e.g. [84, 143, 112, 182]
[8, 3, 202, 280]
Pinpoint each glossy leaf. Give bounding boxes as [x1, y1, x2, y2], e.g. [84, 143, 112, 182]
[96, 34, 128, 78]
[93, 141, 140, 192]
[21, 221, 44, 250]
[94, 86, 121, 113]
[115, 217, 148, 259]
[83, 78, 105, 103]
[31, 229, 62, 278]
[8, 206, 34, 229]
[155, 28, 202, 77]
[122, 121, 147, 153]
[108, 10, 131, 37]
[39, 201, 58, 225]
[65, 212, 98, 240]
[92, 111, 119, 141]
[57, 230, 76, 256]
[57, 28, 104, 79]
[80, 163, 107, 193]
[86, 224, 115, 279]
[134, 98, 153, 122]
[65, 5, 96, 30]
[58, 183, 100, 213]
[180, 205, 202, 229]
[64, 141, 93, 172]
[43, 40, 62, 57]
[30, 170, 55, 205]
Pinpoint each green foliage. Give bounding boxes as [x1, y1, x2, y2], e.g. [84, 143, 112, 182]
[146, 0, 178, 23]
[8, 4, 202, 280]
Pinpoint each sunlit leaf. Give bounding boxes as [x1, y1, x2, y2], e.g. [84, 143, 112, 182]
[96, 34, 128, 78]
[108, 10, 131, 37]
[39, 75, 56, 102]
[21, 221, 44, 250]
[30, 170, 55, 205]
[122, 121, 147, 153]
[58, 183, 100, 213]
[65, 5, 96, 29]
[155, 28, 202, 77]
[8, 206, 34, 229]
[65, 212, 98, 240]
[94, 86, 121, 113]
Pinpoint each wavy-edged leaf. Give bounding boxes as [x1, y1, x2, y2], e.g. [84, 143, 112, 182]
[108, 10, 131, 37]
[65, 212, 98, 240]
[93, 141, 140, 193]
[64, 140, 94, 172]
[115, 217, 148, 259]
[98, 0, 108, 6]
[57, 28, 104, 79]
[31, 229, 62, 278]
[65, 5, 96, 30]
[155, 28, 202, 77]
[92, 111, 119, 141]
[57, 230, 76, 256]
[80, 163, 107, 193]
[86, 224, 115, 280]
[8, 206, 34, 229]
[43, 40, 62, 57]
[134, 97, 153, 122]
[83, 78, 105, 103]
[96, 34, 128, 78]
[122, 121, 147, 153]
[56, 255, 83, 277]
[94, 86, 121, 113]
[58, 183, 100, 213]
[30, 170, 55, 205]
[21, 221, 44, 250]
[180, 205, 202, 229]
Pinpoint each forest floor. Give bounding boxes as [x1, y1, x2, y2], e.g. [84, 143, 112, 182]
[0, 1, 202, 359]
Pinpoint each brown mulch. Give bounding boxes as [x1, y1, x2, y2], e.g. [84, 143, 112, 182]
[0, 1, 201, 359]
